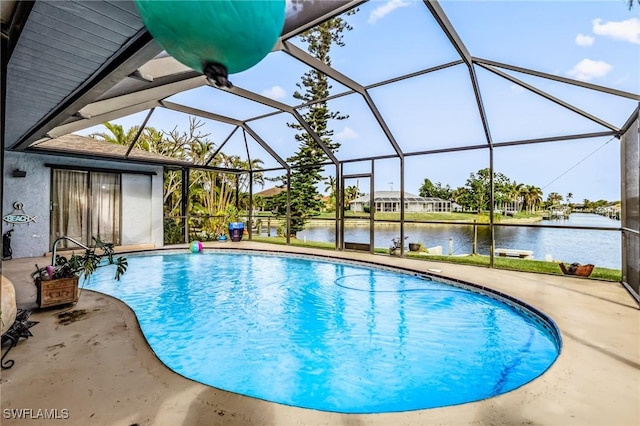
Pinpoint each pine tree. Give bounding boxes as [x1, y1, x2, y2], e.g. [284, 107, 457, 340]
[274, 14, 354, 236]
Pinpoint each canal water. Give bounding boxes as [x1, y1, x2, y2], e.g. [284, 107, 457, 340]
[294, 213, 621, 269]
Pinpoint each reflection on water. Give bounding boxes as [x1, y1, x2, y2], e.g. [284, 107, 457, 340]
[85, 253, 559, 413]
[296, 213, 621, 269]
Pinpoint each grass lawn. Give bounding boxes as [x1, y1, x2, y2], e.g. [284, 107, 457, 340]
[251, 236, 336, 250]
[250, 236, 621, 282]
[406, 253, 621, 282]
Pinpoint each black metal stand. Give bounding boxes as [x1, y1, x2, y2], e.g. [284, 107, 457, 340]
[1, 309, 38, 369]
[2, 229, 13, 260]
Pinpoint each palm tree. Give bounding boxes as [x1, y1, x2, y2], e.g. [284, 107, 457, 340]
[546, 192, 563, 209]
[89, 122, 139, 146]
[452, 187, 471, 211]
[90, 121, 186, 218]
[185, 139, 215, 165]
[237, 158, 265, 210]
[505, 181, 522, 212]
[92, 118, 267, 237]
[517, 184, 529, 212]
[531, 187, 543, 212]
[525, 185, 543, 213]
[344, 185, 362, 208]
[324, 176, 337, 211]
[566, 192, 573, 206]
[253, 195, 266, 212]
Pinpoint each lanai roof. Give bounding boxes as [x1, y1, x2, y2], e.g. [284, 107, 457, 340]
[2, 1, 638, 172]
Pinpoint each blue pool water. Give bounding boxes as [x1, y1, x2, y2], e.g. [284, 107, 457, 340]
[84, 251, 560, 413]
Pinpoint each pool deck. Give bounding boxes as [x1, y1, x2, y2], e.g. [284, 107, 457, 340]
[1, 241, 638, 426]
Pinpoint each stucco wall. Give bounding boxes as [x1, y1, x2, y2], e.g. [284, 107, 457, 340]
[3, 152, 52, 258]
[3, 151, 164, 258]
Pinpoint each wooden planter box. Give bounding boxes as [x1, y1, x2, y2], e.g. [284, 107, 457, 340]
[35, 277, 79, 308]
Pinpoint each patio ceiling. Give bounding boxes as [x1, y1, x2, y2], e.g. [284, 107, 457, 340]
[2, 0, 639, 171]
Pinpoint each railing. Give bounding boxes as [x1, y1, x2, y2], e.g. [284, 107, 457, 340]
[50, 236, 91, 266]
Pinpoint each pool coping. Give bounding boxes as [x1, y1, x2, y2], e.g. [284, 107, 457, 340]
[1, 242, 638, 425]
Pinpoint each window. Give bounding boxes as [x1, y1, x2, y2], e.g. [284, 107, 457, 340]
[51, 169, 121, 248]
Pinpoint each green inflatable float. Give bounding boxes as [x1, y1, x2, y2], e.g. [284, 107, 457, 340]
[135, 0, 286, 87]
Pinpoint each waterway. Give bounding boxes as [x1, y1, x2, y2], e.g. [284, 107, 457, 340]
[292, 213, 621, 269]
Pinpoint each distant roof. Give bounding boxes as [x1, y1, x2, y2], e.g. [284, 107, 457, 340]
[30, 134, 192, 167]
[254, 186, 284, 197]
[351, 191, 449, 203]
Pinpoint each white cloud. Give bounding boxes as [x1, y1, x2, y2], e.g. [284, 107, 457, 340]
[368, 0, 410, 24]
[575, 33, 595, 47]
[285, 0, 303, 19]
[261, 85, 286, 100]
[567, 58, 613, 81]
[510, 84, 525, 94]
[592, 17, 640, 44]
[336, 126, 358, 140]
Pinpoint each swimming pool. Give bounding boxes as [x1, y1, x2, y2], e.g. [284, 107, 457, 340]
[84, 250, 560, 413]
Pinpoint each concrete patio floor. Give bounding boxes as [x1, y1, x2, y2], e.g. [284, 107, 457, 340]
[1, 242, 638, 426]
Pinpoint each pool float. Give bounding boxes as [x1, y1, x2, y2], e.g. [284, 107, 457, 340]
[190, 241, 203, 253]
[135, 0, 286, 87]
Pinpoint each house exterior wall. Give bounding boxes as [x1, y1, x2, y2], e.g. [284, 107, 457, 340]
[351, 202, 366, 212]
[374, 201, 451, 213]
[351, 199, 452, 213]
[406, 202, 428, 212]
[3, 152, 50, 258]
[2, 151, 164, 259]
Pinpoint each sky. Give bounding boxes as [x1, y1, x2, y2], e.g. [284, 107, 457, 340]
[78, 0, 640, 203]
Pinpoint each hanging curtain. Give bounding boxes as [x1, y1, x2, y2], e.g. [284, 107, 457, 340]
[51, 170, 88, 248]
[90, 172, 120, 245]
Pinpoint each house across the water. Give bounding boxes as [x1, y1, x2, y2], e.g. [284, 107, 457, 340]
[349, 191, 451, 213]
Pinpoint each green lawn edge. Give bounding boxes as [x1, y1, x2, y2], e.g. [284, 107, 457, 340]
[250, 236, 621, 282]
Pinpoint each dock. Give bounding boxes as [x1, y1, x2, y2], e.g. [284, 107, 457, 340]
[495, 248, 533, 259]
[542, 209, 569, 220]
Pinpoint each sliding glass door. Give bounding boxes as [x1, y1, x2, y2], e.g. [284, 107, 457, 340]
[90, 172, 120, 244]
[50, 169, 121, 249]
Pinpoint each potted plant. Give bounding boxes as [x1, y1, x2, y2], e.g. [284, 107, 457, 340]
[33, 238, 128, 308]
[408, 242, 422, 252]
[215, 225, 228, 242]
[212, 209, 228, 241]
[389, 236, 408, 256]
[226, 205, 245, 242]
